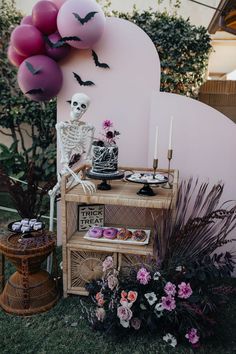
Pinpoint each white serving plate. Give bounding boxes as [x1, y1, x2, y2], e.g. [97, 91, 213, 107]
[84, 227, 151, 245]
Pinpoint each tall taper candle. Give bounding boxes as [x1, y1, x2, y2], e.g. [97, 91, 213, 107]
[168, 116, 173, 150]
[154, 126, 159, 159]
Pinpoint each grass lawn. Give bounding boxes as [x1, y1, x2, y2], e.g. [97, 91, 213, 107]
[0, 209, 236, 354]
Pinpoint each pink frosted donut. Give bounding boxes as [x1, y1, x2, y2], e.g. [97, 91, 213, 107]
[103, 228, 118, 240]
[89, 226, 103, 238]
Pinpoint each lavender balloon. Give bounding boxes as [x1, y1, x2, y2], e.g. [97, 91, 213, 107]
[7, 45, 27, 67]
[32, 0, 58, 35]
[57, 0, 106, 49]
[11, 25, 45, 57]
[17, 55, 63, 102]
[21, 15, 33, 25]
[45, 32, 70, 61]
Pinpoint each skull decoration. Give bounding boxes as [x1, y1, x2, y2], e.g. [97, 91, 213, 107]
[70, 93, 90, 121]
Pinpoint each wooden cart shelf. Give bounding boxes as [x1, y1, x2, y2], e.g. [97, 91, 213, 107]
[61, 167, 179, 297]
[67, 231, 154, 256]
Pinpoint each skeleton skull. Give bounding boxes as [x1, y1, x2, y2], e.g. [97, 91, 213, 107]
[70, 93, 90, 121]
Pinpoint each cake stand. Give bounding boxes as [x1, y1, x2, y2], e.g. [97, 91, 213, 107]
[126, 173, 168, 196]
[86, 169, 125, 190]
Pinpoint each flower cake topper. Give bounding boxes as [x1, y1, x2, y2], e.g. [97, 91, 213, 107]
[93, 120, 120, 147]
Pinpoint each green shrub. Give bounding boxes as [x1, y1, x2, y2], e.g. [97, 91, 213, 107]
[111, 8, 212, 97]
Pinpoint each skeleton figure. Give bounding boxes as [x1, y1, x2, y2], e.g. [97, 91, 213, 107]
[48, 93, 96, 231]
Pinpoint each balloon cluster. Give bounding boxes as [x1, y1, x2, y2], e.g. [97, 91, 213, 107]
[8, 0, 106, 101]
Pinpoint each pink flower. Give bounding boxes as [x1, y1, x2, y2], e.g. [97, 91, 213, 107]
[96, 307, 106, 322]
[103, 119, 113, 129]
[121, 290, 128, 299]
[185, 328, 200, 344]
[107, 274, 118, 290]
[131, 317, 141, 330]
[137, 267, 151, 285]
[97, 298, 105, 307]
[161, 295, 176, 311]
[164, 282, 176, 296]
[95, 292, 103, 301]
[102, 256, 113, 272]
[178, 282, 193, 299]
[127, 291, 138, 303]
[117, 305, 133, 321]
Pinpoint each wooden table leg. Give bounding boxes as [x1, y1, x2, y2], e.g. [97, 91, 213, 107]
[0, 253, 5, 293]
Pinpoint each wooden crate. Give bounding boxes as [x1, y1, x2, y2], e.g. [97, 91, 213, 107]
[61, 166, 179, 297]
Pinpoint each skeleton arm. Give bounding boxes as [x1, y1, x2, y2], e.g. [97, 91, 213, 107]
[56, 121, 70, 165]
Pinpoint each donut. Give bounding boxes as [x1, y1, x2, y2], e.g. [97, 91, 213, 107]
[21, 225, 31, 233]
[88, 226, 103, 238]
[29, 218, 37, 227]
[103, 228, 118, 239]
[12, 222, 22, 231]
[132, 229, 147, 242]
[21, 218, 29, 225]
[117, 228, 132, 240]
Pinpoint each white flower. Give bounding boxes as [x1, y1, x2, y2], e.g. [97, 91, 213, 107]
[144, 292, 157, 306]
[154, 302, 164, 318]
[155, 302, 164, 311]
[120, 319, 130, 328]
[153, 271, 161, 280]
[163, 333, 177, 348]
[140, 303, 147, 310]
[176, 265, 183, 272]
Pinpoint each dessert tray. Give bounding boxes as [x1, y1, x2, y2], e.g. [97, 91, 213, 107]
[125, 173, 168, 196]
[84, 226, 151, 245]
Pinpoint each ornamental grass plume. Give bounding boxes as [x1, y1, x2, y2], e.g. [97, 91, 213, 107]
[153, 178, 236, 273]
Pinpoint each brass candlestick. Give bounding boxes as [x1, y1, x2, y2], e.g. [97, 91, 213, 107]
[153, 158, 158, 179]
[163, 149, 173, 189]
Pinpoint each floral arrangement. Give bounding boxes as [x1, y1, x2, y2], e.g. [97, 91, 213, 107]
[93, 120, 120, 147]
[83, 180, 236, 348]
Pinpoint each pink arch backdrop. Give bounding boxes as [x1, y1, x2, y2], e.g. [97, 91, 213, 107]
[57, 17, 236, 247]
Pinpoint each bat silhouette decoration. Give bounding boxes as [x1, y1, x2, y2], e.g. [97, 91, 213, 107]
[73, 72, 95, 86]
[25, 61, 41, 75]
[92, 50, 110, 69]
[45, 36, 81, 48]
[73, 11, 98, 25]
[25, 88, 44, 95]
[67, 100, 72, 104]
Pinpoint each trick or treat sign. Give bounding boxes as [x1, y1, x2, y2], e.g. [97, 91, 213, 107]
[78, 204, 104, 231]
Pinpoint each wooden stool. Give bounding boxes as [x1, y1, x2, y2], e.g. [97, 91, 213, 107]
[0, 231, 59, 315]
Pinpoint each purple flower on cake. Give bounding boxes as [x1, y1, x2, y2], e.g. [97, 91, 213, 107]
[102, 119, 113, 129]
[107, 274, 118, 290]
[102, 256, 113, 272]
[164, 282, 176, 296]
[185, 328, 200, 344]
[161, 295, 176, 311]
[137, 267, 151, 285]
[178, 282, 193, 299]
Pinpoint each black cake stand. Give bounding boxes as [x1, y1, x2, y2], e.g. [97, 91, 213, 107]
[86, 169, 125, 190]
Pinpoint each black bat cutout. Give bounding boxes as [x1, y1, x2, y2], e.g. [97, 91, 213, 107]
[73, 11, 98, 25]
[92, 50, 110, 69]
[25, 88, 44, 95]
[73, 72, 95, 86]
[67, 100, 71, 104]
[45, 36, 81, 48]
[25, 61, 41, 75]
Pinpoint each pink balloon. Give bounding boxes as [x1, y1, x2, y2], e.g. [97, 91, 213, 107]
[7, 45, 27, 67]
[11, 25, 45, 57]
[32, 1, 58, 35]
[45, 32, 70, 61]
[17, 55, 63, 101]
[57, 0, 106, 49]
[49, 0, 67, 10]
[21, 15, 33, 25]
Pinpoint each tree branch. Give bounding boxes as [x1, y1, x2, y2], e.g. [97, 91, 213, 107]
[0, 129, 12, 137]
